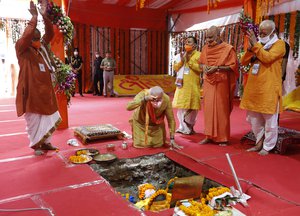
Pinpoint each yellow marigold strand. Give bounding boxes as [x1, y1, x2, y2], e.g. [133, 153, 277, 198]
[206, 187, 230, 201]
[166, 177, 177, 193]
[145, 189, 168, 210]
[138, 183, 156, 199]
[178, 200, 214, 216]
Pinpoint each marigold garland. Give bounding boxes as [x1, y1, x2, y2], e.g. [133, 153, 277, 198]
[166, 177, 177, 193]
[138, 183, 156, 200]
[205, 187, 231, 201]
[145, 189, 169, 210]
[207, 0, 220, 14]
[177, 200, 214, 216]
[255, 0, 281, 24]
[279, 13, 285, 34]
[274, 14, 280, 30]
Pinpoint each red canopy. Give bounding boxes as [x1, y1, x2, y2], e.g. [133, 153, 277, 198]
[66, 0, 244, 30]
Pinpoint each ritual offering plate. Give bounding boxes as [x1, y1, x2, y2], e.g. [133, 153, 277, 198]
[69, 155, 93, 164]
[74, 124, 123, 144]
[93, 153, 117, 163]
[75, 148, 99, 156]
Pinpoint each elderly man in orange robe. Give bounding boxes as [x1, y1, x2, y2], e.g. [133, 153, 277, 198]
[15, 0, 61, 155]
[240, 20, 285, 155]
[199, 26, 238, 145]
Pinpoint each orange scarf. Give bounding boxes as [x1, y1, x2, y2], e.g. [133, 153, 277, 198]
[144, 95, 165, 146]
[146, 101, 165, 125]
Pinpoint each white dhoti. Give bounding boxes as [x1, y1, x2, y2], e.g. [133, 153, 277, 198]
[176, 109, 198, 134]
[24, 111, 61, 148]
[246, 110, 278, 152]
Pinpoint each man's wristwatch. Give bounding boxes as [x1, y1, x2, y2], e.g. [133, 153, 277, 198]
[217, 66, 220, 71]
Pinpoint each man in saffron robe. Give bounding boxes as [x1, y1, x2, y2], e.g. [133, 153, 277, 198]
[199, 26, 238, 145]
[172, 36, 202, 135]
[15, 0, 61, 155]
[240, 20, 285, 155]
[127, 86, 182, 149]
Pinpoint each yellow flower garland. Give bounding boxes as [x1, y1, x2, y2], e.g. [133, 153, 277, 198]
[138, 183, 156, 200]
[178, 200, 214, 216]
[166, 177, 177, 193]
[145, 189, 169, 210]
[206, 187, 231, 201]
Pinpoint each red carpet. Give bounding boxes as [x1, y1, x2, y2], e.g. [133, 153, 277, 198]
[0, 95, 300, 215]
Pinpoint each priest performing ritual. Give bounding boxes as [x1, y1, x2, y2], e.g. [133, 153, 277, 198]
[127, 86, 182, 150]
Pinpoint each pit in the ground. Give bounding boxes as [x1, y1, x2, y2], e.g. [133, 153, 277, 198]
[90, 153, 223, 203]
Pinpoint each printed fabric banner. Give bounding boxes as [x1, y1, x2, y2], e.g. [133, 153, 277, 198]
[114, 75, 176, 96]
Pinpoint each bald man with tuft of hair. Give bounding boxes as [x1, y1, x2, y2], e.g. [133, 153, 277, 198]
[127, 86, 183, 150]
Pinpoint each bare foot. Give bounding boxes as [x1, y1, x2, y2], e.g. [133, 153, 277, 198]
[199, 138, 213, 145]
[218, 142, 228, 146]
[34, 149, 46, 156]
[247, 138, 263, 152]
[41, 143, 58, 151]
[247, 146, 261, 152]
[258, 149, 269, 156]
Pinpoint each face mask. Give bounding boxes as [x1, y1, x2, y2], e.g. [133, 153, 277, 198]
[151, 101, 163, 109]
[31, 41, 41, 49]
[208, 41, 217, 47]
[258, 29, 274, 44]
[74, 52, 78, 56]
[184, 44, 193, 52]
[96, 54, 99, 58]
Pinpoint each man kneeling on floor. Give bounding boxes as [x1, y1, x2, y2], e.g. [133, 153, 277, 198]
[127, 86, 183, 150]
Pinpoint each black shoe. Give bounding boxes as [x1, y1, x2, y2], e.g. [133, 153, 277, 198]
[80, 94, 84, 97]
[104, 95, 107, 97]
[97, 94, 102, 96]
[93, 93, 97, 96]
